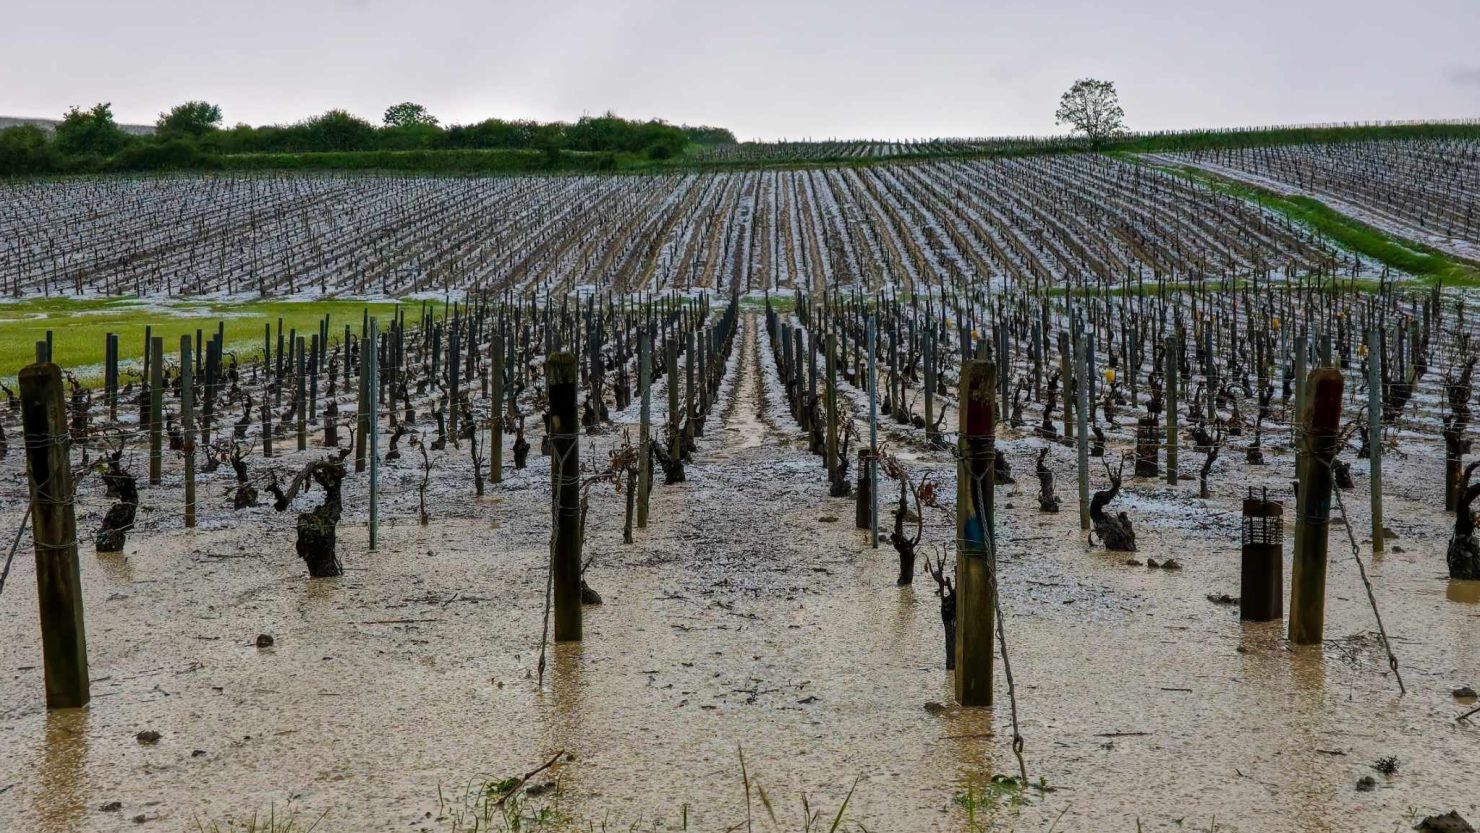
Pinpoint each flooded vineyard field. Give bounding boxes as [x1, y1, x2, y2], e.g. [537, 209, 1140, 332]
[3, 276, 1480, 832]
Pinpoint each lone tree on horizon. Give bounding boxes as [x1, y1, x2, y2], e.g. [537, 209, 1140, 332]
[156, 101, 223, 136]
[383, 102, 439, 128]
[1055, 78, 1126, 148]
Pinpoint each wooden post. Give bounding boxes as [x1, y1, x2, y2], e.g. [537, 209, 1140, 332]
[1165, 334, 1178, 486]
[105, 333, 118, 421]
[180, 337, 197, 529]
[868, 312, 879, 548]
[355, 334, 369, 474]
[955, 359, 996, 707]
[490, 334, 505, 485]
[19, 362, 90, 709]
[667, 339, 681, 461]
[1367, 328, 1384, 553]
[368, 319, 380, 551]
[296, 337, 307, 451]
[149, 337, 163, 486]
[548, 353, 582, 642]
[638, 331, 652, 528]
[1289, 368, 1344, 645]
[825, 329, 838, 480]
[1292, 334, 1307, 450]
[309, 333, 320, 425]
[1076, 337, 1091, 531]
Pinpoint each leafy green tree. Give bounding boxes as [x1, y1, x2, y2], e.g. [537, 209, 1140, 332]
[156, 101, 223, 136]
[1055, 79, 1126, 148]
[383, 102, 438, 128]
[300, 110, 377, 152]
[53, 103, 130, 157]
[0, 125, 60, 175]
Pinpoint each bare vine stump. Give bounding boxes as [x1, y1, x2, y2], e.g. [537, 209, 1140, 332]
[1035, 447, 1060, 512]
[1134, 416, 1159, 476]
[1089, 462, 1136, 551]
[1449, 461, 1480, 580]
[296, 461, 345, 578]
[96, 452, 138, 552]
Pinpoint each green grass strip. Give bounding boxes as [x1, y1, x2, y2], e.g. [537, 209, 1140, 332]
[0, 296, 437, 384]
[1127, 155, 1480, 289]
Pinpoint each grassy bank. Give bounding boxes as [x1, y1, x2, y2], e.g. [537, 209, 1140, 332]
[0, 297, 435, 382]
[1131, 156, 1480, 288]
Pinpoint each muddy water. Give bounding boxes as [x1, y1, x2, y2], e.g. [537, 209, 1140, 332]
[1, 313, 1479, 832]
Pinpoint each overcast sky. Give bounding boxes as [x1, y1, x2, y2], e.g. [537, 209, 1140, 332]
[4, 0, 1477, 140]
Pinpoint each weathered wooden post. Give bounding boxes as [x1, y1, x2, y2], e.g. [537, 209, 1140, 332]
[825, 329, 839, 482]
[667, 339, 681, 461]
[868, 311, 879, 548]
[309, 333, 320, 425]
[180, 337, 197, 529]
[1076, 337, 1091, 531]
[368, 319, 380, 551]
[19, 362, 90, 709]
[638, 331, 652, 528]
[923, 328, 938, 446]
[149, 337, 163, 486]
[548, 353, 582, 642]
[1289, 368, 1344, 645]
[1240, 489, 1284, 621]
[1367, 328, 1384, 553]
[490, 334, 505, 485]
[355, 334, 369, 474]
[105, 333, 119, 421]
[1292, 334, 1307, 450]
[1165, 334, 1179, 486]
[296, 336, 308, 451]
[955, 359, 996, 707]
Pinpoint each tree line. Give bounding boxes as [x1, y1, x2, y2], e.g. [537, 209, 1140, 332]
[0, 101, 739, 176]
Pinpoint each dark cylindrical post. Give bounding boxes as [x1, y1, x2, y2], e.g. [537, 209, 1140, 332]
[490, 335, 505, 484]
[548, 353, 582, 642]
[296, 336, 307, 451]
[955, 359, 996, 707]
[105, 333, 119, 421]
[149, 337, 163, 485]
[638, 331, 652, 528]
[1166, 334, 1179, 486]
[181, 337, 197, 529]
[667, 339, 681, 461]
[1289, 368, 1344, 645]
[1240, 491, 1283, 621]
[19, 362, 90, 709]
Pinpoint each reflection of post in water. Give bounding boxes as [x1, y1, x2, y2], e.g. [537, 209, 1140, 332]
[944, 704, 998, 811]
[35, 708, 90, 832]
[538, 642, 584, 800]
[1286, 644, 1335, 833]
[1447, 580, 1480, 605]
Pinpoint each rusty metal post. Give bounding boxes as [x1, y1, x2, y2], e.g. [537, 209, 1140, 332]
[1240, 489, 1283, 621]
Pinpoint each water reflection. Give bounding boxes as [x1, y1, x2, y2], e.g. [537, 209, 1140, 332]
[34, 708, 89, 833]
[94, 552, 134, 584]
[1446, 580, 1480, 604]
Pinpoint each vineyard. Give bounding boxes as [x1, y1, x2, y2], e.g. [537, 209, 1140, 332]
[1, 154, 1395, 301]
[1, 136, 1479, 832]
